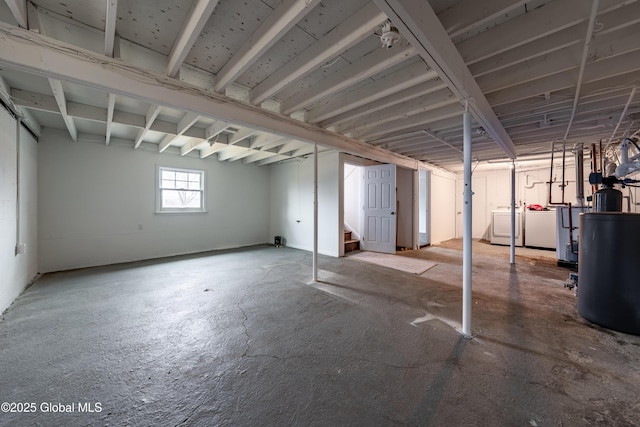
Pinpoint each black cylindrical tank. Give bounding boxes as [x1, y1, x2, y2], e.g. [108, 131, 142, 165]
[578, 212, 640, 335]
[593, 187, 622, 212]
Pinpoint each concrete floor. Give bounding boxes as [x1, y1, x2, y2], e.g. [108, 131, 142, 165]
[0, 240, 639, 426]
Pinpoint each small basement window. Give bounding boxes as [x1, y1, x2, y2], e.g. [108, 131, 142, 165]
[157, 166, 206, 213]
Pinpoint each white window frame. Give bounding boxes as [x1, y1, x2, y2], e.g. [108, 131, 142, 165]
[156, 166, 206, 214]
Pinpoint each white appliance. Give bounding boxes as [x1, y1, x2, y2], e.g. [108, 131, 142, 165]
[491, 209, 523, 246]
[525, 209, 557, 249]
[556, 205, 590, 263]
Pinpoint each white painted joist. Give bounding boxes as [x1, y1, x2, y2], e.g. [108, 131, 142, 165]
[166, 0, 220, 78]
[213, 0, 322, 92]
[11, 88, 210, 137]
[228, 127, 258, 145]
[158, 111, 201, 152]
[242, 148, 280, 164]
[4, 0, 27, 28]
[307, 61, 436, 124]
[456, 0, 626, 66]
[0, 23, 424, 169]
[250, 133, 288, 150]
[374, 0, 517, 158]
[438, 0, 528, 39]
[356, 103, 464, 140]
[135, 104, 161, 149]
[180, 138, 206, 156]
[486, 49, 640, 106]
[250, 2, 386, 105]
[468, 23, 587, 79]
[281, 45, 416, 115]
[337, 88, 456, 133]
[319, 78, 446, 128]
[48, 78, 77, 141]
[105, 93, 115, 145]
[478, 25, 640, 95]
[199, 142, 227, 159]
[104, 0, 118, 57]
[205, 120, 230, 140]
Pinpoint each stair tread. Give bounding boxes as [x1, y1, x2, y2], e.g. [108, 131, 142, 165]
[345, 239, 359, 244]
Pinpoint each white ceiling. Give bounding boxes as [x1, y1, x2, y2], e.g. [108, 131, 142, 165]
[0, 0, 639, 170]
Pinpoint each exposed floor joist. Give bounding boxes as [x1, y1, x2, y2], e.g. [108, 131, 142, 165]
[374, 0, 517, 158]
[166, 0, 220, 78]
[212, 0, 322, 93]
[250, 2, 386, 105]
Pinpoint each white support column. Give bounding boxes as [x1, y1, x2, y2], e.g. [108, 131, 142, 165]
[462, 108, 472, 338]
[510, 160, 516, 265]
[313, 143, 319, 282]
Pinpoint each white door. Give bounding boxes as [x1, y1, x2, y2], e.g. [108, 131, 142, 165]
[361, 164, 396, 254]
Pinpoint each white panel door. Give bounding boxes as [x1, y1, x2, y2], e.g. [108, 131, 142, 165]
[361, 164, 396, 254]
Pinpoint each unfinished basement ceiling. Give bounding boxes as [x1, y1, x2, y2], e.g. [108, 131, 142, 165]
[0, 0, 639, 170]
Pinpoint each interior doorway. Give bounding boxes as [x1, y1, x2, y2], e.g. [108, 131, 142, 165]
[418, 169, 431, 247]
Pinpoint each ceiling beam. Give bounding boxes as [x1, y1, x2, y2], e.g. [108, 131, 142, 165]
[228, 127, 258, 145]
[438, 0, 528, 39]
[158, 111, 200, 152]
[250, 2, 386, 105]
[4, 0, 27, 28]
[249, 133, 287, 150]
[357, 103, 464, 140]
[0, 23, 426, 170]
[48, 78, 77, 141]
[166, 0, 219, 78]
[105, 93, 115, 145]
[338, 88, 456, 134]
[213, 0, 321, 92]
[374, 0, 517, 158]
[134, 104, 161, 149]
[104, 0, 118, 57]
[200, 142, 227, 159]
[487, 48, 640, 107]
[320, 78, 446, 128]
[205, 120, 230, 141]
[242, 148, 280, 164]
[180, 138, 206, 156]
[307, 61, 436, 124]
[456, 0, 594, 66]
[281, 45, 416, 115]
[11, 88, 210, 137]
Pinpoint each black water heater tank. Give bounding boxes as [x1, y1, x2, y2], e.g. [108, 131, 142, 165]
[578, 212, 640, 335]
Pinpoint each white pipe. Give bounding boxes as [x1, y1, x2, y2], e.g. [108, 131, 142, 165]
[562, 0, 599, 143]
[607, 87, 636, 145]
[462, 109, 472, 337]
[313, 143, 318, 282]
[15, 118, 21, 254]
[510, 160, 516, 264]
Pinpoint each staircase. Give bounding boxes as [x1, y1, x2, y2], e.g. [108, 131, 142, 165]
[344, 230, 360, 253]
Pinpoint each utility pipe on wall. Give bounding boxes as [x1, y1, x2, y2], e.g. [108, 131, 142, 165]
[313, 143, 318, 282]
[510, 160, 516, 265]
[462, 108, 472, 337]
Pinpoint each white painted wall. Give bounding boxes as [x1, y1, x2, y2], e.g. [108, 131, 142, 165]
[430, 171, 457, 244]
[396, 166, 414, 248]
[269, 151, 340, 257]
[0, 108, 38, 314]
[38, 128, 270, 272]
[455, 162, 593, 239]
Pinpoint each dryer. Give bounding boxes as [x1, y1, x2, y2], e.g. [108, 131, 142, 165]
[490, 208, 523, 246]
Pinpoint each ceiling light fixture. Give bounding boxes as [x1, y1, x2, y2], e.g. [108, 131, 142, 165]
[380, 21, 400, 49]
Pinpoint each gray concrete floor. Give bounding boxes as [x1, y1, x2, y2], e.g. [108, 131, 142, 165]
[1, 240, 639, 426]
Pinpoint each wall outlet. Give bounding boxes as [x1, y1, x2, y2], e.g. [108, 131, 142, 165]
[137, 224, 143, 231]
